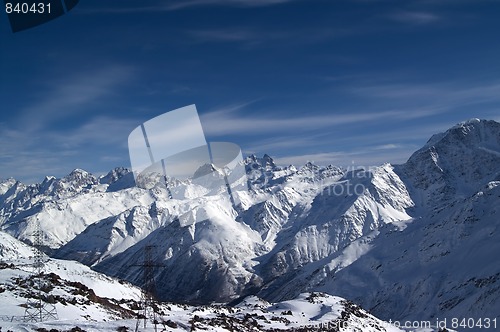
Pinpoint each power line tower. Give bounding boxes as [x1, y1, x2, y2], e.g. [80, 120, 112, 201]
[134, 245, 162, 332]
[23, 219, 58, 323]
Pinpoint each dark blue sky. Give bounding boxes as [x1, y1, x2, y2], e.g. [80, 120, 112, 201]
[1, 0, 500, 183]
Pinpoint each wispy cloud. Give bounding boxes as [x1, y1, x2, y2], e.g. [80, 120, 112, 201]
[164, 0, 297, 10]
[201, 103, 447, 136]
[49, 116, 139, 149]
[272, 145, 414, 168]
[81, 0, 297, 14]
[185, 26, 356, 46]
[349, 83, 441, 99]
[348, 81, 500, 108]
[246, 125, 429, 167]
[18, 65, 134, 130]
[0, 125, 71, 183]
[187, 29, 261, 44]
[388, 11, 441, 24]
[244, 135, 324, 154]
[373, 143, 402, 150]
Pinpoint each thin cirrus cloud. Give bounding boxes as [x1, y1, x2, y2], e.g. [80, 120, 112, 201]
[200, 103, 446, 137]
[388, 11, 441, 24]
[82, 0, 297, 14]
[272, 146, 414, 168]
[373, 143, 402, 150]
[244, 125, 430, 167]
[243, 134, 327, 155]
[51, 116, 139, 149]
[0, 124, 73, 183]
[161, 0, 297, 10]
[17, 65, 134, 131]
[268, 120, 456, 168]
[348, 83, 443, 99]
[348, 81, 500, 107]
[187, 29, 262, 43]
[186, 25, 364, 46]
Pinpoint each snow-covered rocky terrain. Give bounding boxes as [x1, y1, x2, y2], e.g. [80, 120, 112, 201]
[0, 231, 404, 331]
[1, 118, 499, 331]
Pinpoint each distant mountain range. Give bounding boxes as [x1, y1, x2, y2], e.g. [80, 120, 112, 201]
[1, 118, 499, 330]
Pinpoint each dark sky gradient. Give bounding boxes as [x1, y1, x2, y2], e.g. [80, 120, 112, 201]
[1, 0, 500, 183]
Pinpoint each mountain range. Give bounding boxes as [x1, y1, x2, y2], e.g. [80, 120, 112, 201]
[1, 118, 499, 331]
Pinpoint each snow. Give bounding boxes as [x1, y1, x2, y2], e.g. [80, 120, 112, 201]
[1, 245, 406, 331]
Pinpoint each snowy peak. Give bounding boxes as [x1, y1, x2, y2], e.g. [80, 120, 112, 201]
[64, 168, 97, 185]
[425, 118, 500, 150]
[0, 178, 18, 196]
[261, 153, 276, 166]
[192, 163, 222, 179]
[99, 167, 135, 192]
[245, 153, 278, 170]
[31, 168, 101, 200]
[99, 167, 131, 185]
[401, 119, 500, 205]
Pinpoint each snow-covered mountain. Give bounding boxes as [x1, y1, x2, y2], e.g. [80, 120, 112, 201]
[1, 118, 499, 331]
[260, 119, 500, 328]
[316, 119, 500, 323]
[0, 168, 154, 250]
[0, 230, 143, 330]
[0, 231, 404, 331]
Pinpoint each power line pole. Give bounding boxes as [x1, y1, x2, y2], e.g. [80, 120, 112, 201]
[23, 219, 58, 323]
[134, 245, 162, 332]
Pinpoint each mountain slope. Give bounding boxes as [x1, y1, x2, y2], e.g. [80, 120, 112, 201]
[255, 163, 414, 300]
[0, 230, 142, 328]
[0, 232, 404, 332]
[312, 119, 500, 325]
[318, 180, 500, 324]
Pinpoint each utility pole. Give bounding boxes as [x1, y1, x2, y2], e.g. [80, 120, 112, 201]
[134, 245, 162, 332]
[23, 219, 58, 322]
